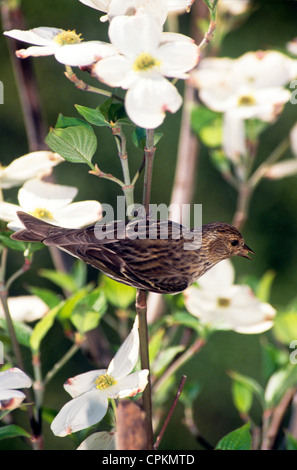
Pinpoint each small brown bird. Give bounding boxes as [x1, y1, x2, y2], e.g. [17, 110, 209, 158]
[11, 211, 253, 294]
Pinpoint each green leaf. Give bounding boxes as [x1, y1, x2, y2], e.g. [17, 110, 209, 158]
[215, 423, 252, 450]
[191, 105, 220, 133]
[256, 270, 276, 302]
[286, 432, 297, 450]
[231, 380, 253, 415]
[264, 364, 297, 408]
[132, 127, 163, 151]
[58, 286, 92, 322]
[39, 268, 78, 293]
[98, 99, 129, 125]
[70, 288, 107, 334]
[0, 232, 27, 251]
[0, 319, 32, 348]
[0, 424, 30, 440]
[102, 276, 135, 309]
[152, 345, 185, 377]
[199, 120, 222, 147]
[55, 113, 92, 129]
[71, 311, 101, 334]
[27, 286, 61, 309]
[228, 370, 265, 409]
[71, 260, 88, 290]
[75, 104, 109, 127]
[166, 311, 203, 335]
[273, 310, 297, 346]
[149, 328, 165, 364]
[45, 125, 97, 167]
[30, 304, 62, 353]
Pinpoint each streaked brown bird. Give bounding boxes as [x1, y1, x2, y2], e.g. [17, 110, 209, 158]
[11, 211, 253, 294]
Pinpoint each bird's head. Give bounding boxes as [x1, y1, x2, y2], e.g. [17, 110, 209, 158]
[202, 222, 254, 261]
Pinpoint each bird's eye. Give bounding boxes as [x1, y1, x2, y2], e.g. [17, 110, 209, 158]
[231, 239, 239, 247]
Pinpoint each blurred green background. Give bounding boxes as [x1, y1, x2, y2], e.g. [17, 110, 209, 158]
[0, 0, 297, 450]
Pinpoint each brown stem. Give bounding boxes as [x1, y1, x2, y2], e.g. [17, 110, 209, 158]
[1, 3, 47, 151]
[153, 338, 205, 395]
[232, 182, 252, 231]
[261, 388, 296, 450]
[154, 375, 187, 450]
[136, 289, 154, 450]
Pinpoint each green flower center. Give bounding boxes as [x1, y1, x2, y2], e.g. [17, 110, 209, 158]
[54, 29, 82, 46]
[95, 373, 117, 390]
[133, 52, 161, 72]
[30, 208, 53, 219]
[237, 94, 256, 106]
[217, 297, 231, 308]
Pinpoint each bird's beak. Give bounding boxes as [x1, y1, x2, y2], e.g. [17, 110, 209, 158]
[239, 244, 254, 260]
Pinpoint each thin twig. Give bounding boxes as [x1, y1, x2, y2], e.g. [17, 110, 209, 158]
[261, 388, 296, 450]
[154, 375, 187, 450]
[65, 66, 124, 102]
[153, 338, 205, 395]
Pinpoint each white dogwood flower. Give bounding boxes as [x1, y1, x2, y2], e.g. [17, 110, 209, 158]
[191, 51, 297, 161]
[4, 27, 116, 66]
[78, 0, 193, 23]
[184, 259, 276, 334]
[0, 151, 63, 189]
[0, 368, 32, 411]
[93, 14, 199, 128]
[0, 178, 102, 230]
[51, 316, 148, 436]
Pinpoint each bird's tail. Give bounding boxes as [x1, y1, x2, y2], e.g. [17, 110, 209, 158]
[11, 211, 62, 243]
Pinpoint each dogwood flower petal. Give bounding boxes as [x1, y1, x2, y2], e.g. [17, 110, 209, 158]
[107, 316, 139, 380]
[109, 15, 161, 59]
[223, 113, 246, 162]
[167, 0, 193, 12]
[0, 296, 49, 322]
[16, 45, 59, 58]
[79, 0, 168, 24]
[107, 370, 149, 399]
[4, 27, 62, 46]
[0, 389, 27, 411]
[54, 41, 117, 66]
[0, 151, 63, 189]
[18, 179, 77, 214]
[0, 368, 32, 411]
[77, 431, 116, 450]
[125, 74, 183, 128]
[64, 370, 106, 398]
[53, 201, 103, 228]
[50, 389, 108, 436]
[94, 55, 135, 88]
[0, 367, 32, 390]
[156, 40, 199, 79]
[264, 160, 297, 179]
